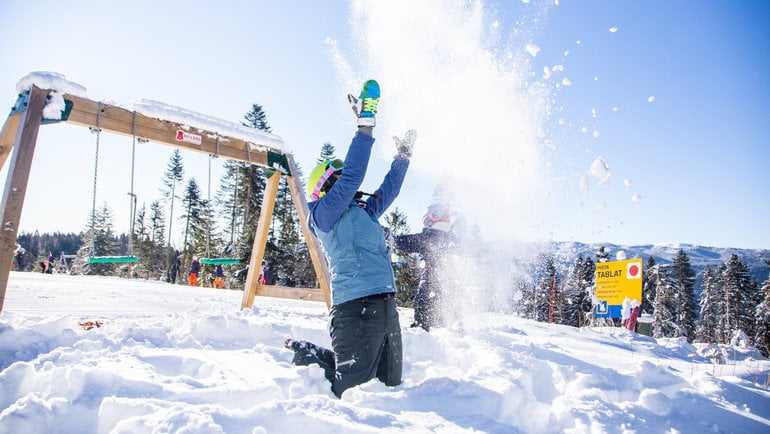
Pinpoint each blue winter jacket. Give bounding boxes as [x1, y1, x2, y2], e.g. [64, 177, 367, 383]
[308, 131, 409, 306]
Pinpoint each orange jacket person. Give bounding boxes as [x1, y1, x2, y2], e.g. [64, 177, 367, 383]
[189, 257, 201, 286]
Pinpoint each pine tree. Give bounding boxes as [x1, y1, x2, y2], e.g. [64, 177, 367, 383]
[642, 256, 657, 314]
[317, 142, 336, 165]
[563, 256, 595, 327]
[179, 178, 208, 265]
[384, 208, 420, 307]
[80, 202, 118, 275]
[270, 168, 308, 286]
[533, 253, 559, 323]
[235, 103, 272, 264]
[161, 150, 185, 250]
[695, 266, 721, 343]
[670, 249, 698, 341]
[242, 103, 272, 133]
[217, 159, 243, 253]
[651, 264, 680, 338]
[753, 261, 770, 357]
[720, 254, 753, 343]
[133, 203, 151, 279]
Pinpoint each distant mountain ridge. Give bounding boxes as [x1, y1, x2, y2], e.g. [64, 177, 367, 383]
[544, 241, 770, 284]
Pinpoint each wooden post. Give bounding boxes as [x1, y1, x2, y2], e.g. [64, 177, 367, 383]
[241, 170, 281, 309]
[285, 153, 331, 308]
[0, 86, 48, 313]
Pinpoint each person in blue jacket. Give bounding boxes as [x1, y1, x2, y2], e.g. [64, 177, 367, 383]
[284, 79, 416, 398]
[394, 204, 455, 331]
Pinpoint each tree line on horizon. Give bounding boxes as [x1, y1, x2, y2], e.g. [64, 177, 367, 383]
[509, 248, 770, 357]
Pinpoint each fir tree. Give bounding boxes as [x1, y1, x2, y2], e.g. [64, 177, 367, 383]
[753, 261, 770, 357]
[642, 256, 657, 314]
[161, 150, 184, 250]
[80, 202, 118, 275]
[217, 159, 243, 252]
[670, 249, 698, 341]
[384, 208, 420, 307]
[235, 103, 272, 263]
[563, 256, 595, 327]
[533, 253, 559, 323]
[651, 264, 680, 338]
[242, 103, 272, 132]
[719, 254, 753, 343]
[317, 142, 336, 165]
[180, 178, 208, 266]
[270, 168, 309, 286]
[695, 266, 721, 343]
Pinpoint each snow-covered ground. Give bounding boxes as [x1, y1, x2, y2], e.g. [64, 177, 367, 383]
[1, 272, 768, 433]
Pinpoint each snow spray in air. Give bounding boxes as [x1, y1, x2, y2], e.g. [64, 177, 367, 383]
[333, 1, 561, 323]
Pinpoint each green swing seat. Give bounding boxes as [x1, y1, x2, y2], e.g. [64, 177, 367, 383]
[86, 256, 139, 264]
[200, 257, 240, 265]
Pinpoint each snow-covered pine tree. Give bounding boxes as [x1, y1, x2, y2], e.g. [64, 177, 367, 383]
[670, 249, 698, 341]
[148, 201, 167, 278]
[642, 256, 657, 314]
[180, 178, 207, 265]
[235, 103, 272, 263]
[216, 159, 243, 254]
[533, 253, 559, 323]
[317, 142, 336, 165]
[753, 261, 770, 357]
[562, 256, 595, 327]
[79, 202, 118, 275]
[719, 254, 753, 344]
[384, 208, 420, 307]
[651, 264, 680, 338]
[161, 150, 184, 250]
[695, 265, 722, 343]
[271, 162, 310, 287]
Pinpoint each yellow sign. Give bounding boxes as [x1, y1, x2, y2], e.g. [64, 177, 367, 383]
[594, 258, 643, 318]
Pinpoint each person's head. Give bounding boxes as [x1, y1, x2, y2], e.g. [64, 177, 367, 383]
[307, 159, 344, 200]
[422, 204, 451, 232]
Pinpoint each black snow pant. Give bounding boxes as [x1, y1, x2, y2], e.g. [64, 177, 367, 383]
[290, 292, 402, 398]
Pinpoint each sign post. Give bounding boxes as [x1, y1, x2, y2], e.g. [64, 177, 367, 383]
[594, 258, 643, 318]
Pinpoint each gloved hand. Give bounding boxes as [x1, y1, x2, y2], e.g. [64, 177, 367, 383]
[393, 129, 417, 159]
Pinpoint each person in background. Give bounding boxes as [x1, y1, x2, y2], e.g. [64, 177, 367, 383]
[393, 204, 455, 331]
[284, 79, 415, 398]
[14, 243, 26, 271]
[261, 259, 275, 285]
[213, 264, 225, 289]
[189, 256, 201, 287]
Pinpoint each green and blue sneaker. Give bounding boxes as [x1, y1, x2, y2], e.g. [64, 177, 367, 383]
[348, 79, 380, 127]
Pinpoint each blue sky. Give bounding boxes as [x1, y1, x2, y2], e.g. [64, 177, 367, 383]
[1, 0, 768, 250]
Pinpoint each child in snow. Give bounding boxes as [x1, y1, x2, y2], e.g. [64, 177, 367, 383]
[285, 79, 415, 398]
[393, 204, 455, 331]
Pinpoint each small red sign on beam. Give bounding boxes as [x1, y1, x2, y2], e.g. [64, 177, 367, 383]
[176, 129, 202, 145]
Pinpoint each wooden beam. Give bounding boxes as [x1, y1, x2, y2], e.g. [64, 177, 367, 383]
[285, 153, 331, 308]
[255, 285, 325, 303]
[61, 94, 271, 166]
[0, 112, 22, 170]
[0, 86, 48, 313]
[241, 170, 281, 309]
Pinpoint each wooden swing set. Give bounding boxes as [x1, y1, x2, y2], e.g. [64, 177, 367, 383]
[0, 82, 332, 314]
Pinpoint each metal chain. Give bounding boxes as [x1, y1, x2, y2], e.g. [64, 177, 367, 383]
[128, 111, 137, 256]
[90, 102, 103, 257]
